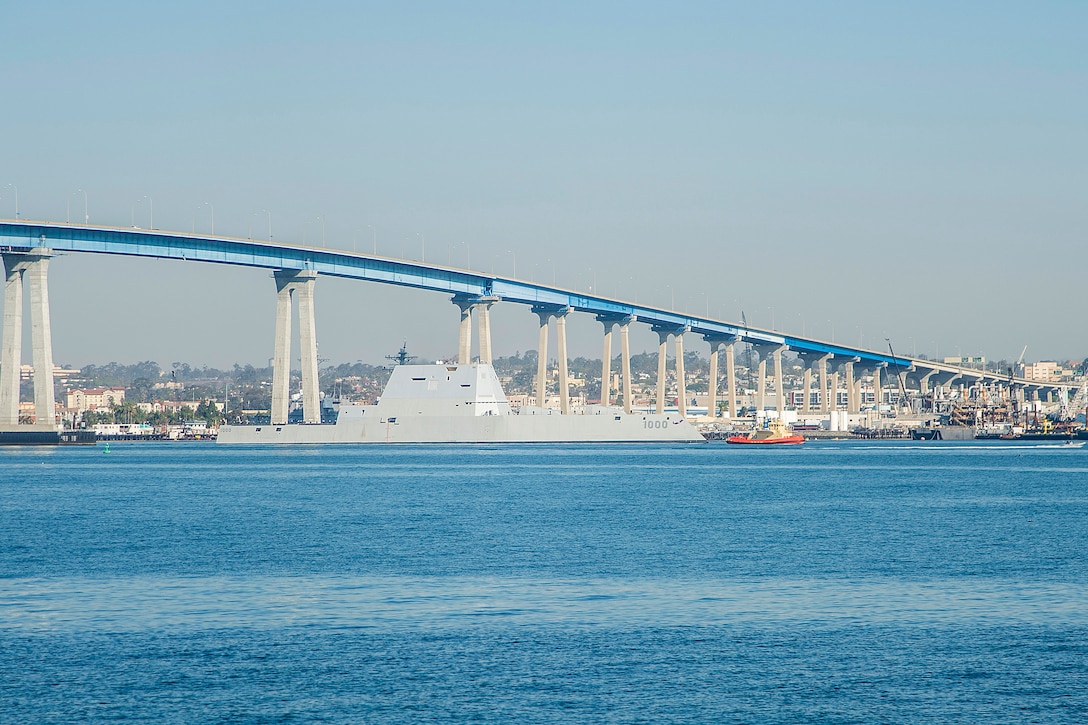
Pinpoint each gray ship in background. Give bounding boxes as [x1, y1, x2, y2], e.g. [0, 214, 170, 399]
[217, 363, 703, 444]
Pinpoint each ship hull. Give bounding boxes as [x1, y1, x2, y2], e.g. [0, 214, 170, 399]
[218, 413, 703, 444]
[725, 435, 804, 445]
[1015, 432, 1075, 441]
[910, 426, 976, 441]
[0, 427, 97, 446]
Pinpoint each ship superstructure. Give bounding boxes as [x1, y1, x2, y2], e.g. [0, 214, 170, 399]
[218, 363, 703, 444]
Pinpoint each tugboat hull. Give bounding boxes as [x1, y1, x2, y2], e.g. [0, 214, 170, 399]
[725, 435, 804, 445]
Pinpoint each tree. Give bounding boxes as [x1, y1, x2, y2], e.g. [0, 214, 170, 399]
[195, 400, 224, 426]
[147, 410, 170, 427]
[129, 377, 155, 403]
[82, 409, 112, 426]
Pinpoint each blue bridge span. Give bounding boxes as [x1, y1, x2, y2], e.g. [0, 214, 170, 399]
[0, 219, 1058, 427]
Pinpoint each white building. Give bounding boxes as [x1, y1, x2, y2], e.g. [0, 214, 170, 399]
[66, 387, 125, 412]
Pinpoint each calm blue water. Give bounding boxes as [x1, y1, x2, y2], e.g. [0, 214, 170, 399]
[2, 441, 1087, 723]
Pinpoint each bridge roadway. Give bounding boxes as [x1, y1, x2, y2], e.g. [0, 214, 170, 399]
[0, 219, 1062, 427]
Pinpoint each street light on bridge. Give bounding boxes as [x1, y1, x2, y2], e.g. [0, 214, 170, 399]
[259, 209, 272, 241]
[5, 183, 19, 219]
[5, 183, 18, 220]
[132, 196, 152, 229]
[204, 202, 214, 235]
[75, 189, 88, 224]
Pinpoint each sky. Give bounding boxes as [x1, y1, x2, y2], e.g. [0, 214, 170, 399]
[1, 1, 1085, 368]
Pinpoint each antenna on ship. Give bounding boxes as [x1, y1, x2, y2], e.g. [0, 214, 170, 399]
[385, 341, 416, 366]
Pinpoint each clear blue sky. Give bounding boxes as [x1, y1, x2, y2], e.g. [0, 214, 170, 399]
[2, 1, 1085, 367]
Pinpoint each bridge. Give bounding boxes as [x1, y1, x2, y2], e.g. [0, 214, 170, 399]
[0, 219, 1063, 429]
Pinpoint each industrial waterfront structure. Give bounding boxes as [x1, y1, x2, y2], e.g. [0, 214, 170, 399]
[0, 219, 1068, 435]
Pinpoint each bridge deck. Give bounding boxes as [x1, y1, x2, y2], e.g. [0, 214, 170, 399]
[0, 219, 1057, 390]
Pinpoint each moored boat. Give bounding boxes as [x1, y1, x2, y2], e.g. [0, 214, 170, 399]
[909, 425, 976, 441]
[726, 419, 805, 445]
[0, 427, 97, 446]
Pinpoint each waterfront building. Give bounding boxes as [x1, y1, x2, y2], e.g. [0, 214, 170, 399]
[65, 387, 125, 412]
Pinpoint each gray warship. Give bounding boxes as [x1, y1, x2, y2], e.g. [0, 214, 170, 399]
[217, 363, 703, 444]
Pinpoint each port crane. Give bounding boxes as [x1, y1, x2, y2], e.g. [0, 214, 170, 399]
[886, 339, 911, 413]
[741, 311, 755, 409]
[1008, 345, 1027, 426]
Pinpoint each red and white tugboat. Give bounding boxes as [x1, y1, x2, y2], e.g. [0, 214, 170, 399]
[726, 418, 805, 445]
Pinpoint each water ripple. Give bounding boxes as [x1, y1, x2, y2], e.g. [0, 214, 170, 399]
[3, 575, 1085, 632]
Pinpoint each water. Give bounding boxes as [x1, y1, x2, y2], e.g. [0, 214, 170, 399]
[2, 441, 1087, 723]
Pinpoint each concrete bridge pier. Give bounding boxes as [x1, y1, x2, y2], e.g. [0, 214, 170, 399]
[904, 368, 937, 410]
[821, 355, 834, 413]
[271, 269, 320, 425]
[751, 344, 786, 416]
[535, 311, 549, 407]
[703, 335, 737, 420]
[655, 330, 668, 414]
[532, 304, 570, 409]
[773, 346, 785, 417]
[853, 362, 884, 417]
[1, 249, 56, 428]
[917, 369, 937, 395]
[454, 298, 474, 364]
[757, 358, 767, 413]
[707, 343, 718, 417]
[600, 321, 613, 406]
[843, 359, 857, 414]
[931, 372, 961, 398]
[651, 324, 688, 415]
[620, 319, 633, 414]
[596, 314, 632, 408]
[830, 370, 840, 412]
[675, 333, 688, 417]
[0, 257, 25, 425]
[797, 352, 829, 414]
[476, 299, 494, 365]
[556, 312, 570, 414]
[871, 364, 884, 414]
[453, 294, 500, 366]
[724, 341, 737, 419]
